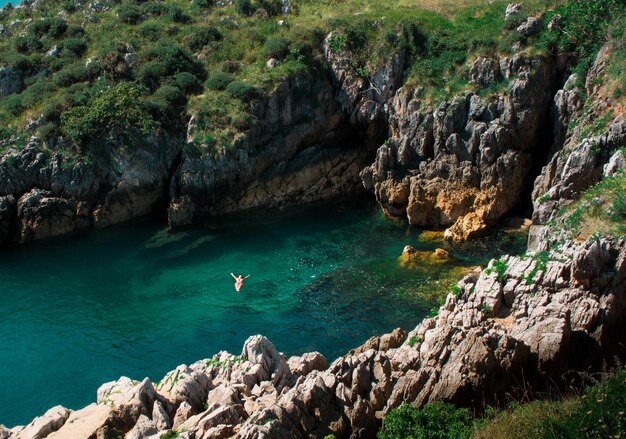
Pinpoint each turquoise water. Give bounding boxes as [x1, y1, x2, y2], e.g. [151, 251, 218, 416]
[0, 0, 18, 7]
[0, 201, 526, 427]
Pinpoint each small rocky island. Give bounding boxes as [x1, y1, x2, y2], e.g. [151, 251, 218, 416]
[0, 0, 625, 437]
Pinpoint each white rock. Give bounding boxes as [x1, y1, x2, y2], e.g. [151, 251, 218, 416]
[15, 405, 69, 439]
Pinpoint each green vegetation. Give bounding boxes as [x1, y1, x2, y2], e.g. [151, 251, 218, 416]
[542, 0, 626, 90]
[0, 0, 560, 156]
[523, 250, 550, 285]
[160, 431, 179, 439]
[379, 402, 473, 439]
[484, 259, 507, 281]
[557, 169, 626, 239]
[380, 368, 626, 438]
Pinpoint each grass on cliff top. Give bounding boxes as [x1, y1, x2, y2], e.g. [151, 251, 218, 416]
[0, 0, 559, 154]
[379, 367, 626, 439]
[556, 168, 626, 240]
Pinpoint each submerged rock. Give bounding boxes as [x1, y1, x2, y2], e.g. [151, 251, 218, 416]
[398, 245, 454, 267]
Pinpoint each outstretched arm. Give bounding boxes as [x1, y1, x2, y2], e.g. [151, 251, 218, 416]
[244, 275, 251, 279]
[231, 273, 237, 279]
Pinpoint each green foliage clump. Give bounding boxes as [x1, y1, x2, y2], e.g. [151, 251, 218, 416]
[558, 170, 626, 238]
[225, 80, 259, 100]
[547, 369, 626, 437]
[172, 72, 202, 94]
[60, 82, 158, 147]
[61, 38, 88, 57]
[150, 84, 187, 118]
[13, 35, 42, 54]
[27, 17, 67, 39]
[186, 27, 222, 52]
[192, 0, 214, 9]
[543, 0, 626, 84]
[379, 402, 473, 439]
[117, 1, 142, 25]
[53, 63, 87, 87]
[263, 36, 289, 60]
[205, 72, 233, 90]
[485, 260, 507, 281]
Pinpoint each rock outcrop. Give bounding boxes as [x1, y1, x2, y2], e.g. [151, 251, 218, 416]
[7, 236, 624, 438]
[531, 45, 626, 232]
[361, 54, 558, 242]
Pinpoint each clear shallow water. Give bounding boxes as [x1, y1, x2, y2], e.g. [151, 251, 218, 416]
[0, 201, 526, 427]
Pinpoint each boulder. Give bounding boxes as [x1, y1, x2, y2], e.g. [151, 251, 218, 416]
[126, 414, 158, 439]
[47, 404, 112, 439]
[14, 405, 69, 439]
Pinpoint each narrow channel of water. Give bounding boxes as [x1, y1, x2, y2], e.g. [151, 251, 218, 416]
[0, 200, 526, 426]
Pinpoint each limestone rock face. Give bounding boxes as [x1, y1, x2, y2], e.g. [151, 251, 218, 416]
[0, 67, 22, 97]
[168, 73, 369, 225]
[531, 45, 626, 229]
[0, 195, 16, 245]
[361, 54, 557, 241]
[0, 132, 180, 245]
[13, 405, 69, 439]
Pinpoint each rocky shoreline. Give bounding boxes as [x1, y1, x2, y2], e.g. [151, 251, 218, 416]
[2, 233, 624, 439]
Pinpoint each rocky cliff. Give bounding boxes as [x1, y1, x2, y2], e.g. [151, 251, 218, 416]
[360, 53, 559, 242]
[0, 40, 407, 244]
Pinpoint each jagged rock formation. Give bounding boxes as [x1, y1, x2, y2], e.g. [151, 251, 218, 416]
[5, 235, 624, 439]
[530, 45, 626, 245]
[167, 72, 371, 226]
[0, 133, 179, 244]
[360, 53, 558, 242]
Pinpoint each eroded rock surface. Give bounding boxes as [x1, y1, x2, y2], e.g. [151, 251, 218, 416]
[361, 54, 557, 242]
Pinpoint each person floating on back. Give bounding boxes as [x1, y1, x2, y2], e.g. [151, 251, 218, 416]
[231, 273, 250, 292]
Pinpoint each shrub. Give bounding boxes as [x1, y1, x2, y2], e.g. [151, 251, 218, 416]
[139, 23, 162, 41]
[0, 52, 33, 71]
[141, 1, 166, 16]
[62, 0, 77, 12]
[235, 0, 254, 16]
[379, 402, 473, 439]
[137, 60, 168, 89]
[173, 72, 202, 94]
[192, 0, 214, 9]
[225, 80, 259, 100]
[257, 0, 282, 16]
[13, 35, 42, 54]
[61, 38, 87, 57]
[166, 4, 190, 23]
[65, 25, 85, 38]
[28, 18, 67, 39]
[143, 40, 206, 80]
[150, 84, 187, 116]
[187, 27, 222, 52]
[1, 94, 24, 117]
[543, 0, 624, 80]
[61, 82, 158, 146]
[117, 1, 142, 25]
[20, 78, 54, 107]
[205, 72, 233, 90]
[53, 63, 87, 87]
[262, 36, 289, 59]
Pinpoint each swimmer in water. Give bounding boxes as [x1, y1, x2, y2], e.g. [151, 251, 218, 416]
[231, 273, 250, 292]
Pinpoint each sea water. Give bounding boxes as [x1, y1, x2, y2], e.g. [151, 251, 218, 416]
[0, 200, 526, 426]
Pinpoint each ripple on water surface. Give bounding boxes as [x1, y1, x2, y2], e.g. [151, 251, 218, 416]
[0, 201, 527, 426]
